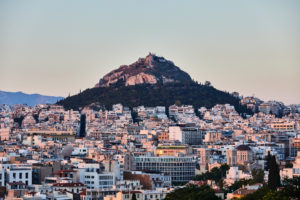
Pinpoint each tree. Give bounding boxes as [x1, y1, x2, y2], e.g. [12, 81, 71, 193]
[218, 179, 224, 190]
[285, 162, 293, 168]
[262, 191, 288, 200]
[175, 100, 181, 106]
[131, 193, 137, 200]
[251, 168, 264, 184]
[265, 151, 271, 171]
[268, 156, 280, 190]
[204, 81, 211, 87]
[228, 179, 251, 192]
[79, 114, 86, 137]
[131, 110, 139, 123]
[281, 177, 300, 199]
[164, 185, 220, 200]
[194, 164, 229, 183]
[239, 177, 300, 200]
[165, 106, 170, 117]
[220, 164, 230, 177]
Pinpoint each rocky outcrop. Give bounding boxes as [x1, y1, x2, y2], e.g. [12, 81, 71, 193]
[96, 53, 192, 87]
[125, 73, 157, 86]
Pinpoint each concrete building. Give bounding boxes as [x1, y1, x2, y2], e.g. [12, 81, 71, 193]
[0, 124, 10, 141]
[236, 145, 253, 165]
[134, 156, 196, 184]
[155, 145, 190, 157]
[6, 165, 32, 186]
[289, 135, 300, 157]
[78, 161, 121, 189]
[227, 149, 237, 166]
[199, 148, 211, 172]
[169, 126, 203, 145]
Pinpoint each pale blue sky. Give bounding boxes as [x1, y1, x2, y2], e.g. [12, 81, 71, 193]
[0, 0, 299, 104]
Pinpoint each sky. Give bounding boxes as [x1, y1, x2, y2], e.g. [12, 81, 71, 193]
[0, 0, 299, 104]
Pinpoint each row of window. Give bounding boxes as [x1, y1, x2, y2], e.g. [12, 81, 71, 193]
[12, 172, 29, 179]
[84, 181, 114, 185]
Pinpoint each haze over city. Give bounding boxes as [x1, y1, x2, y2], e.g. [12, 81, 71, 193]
[0, 0, 299, 104]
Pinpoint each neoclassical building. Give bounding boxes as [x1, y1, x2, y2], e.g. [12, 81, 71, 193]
[236, 145, 253, 165]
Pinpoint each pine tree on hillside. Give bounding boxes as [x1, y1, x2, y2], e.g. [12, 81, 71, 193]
[265, 151, 271, 171]
[268, 155, 281, 190]
[79, 114, 86, 138]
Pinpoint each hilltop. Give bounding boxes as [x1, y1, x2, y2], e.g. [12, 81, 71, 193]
[58, 54, 250, 114]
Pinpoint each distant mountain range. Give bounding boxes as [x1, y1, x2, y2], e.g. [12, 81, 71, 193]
[0, 90, 63, 106]
[58, 53, 251, 114]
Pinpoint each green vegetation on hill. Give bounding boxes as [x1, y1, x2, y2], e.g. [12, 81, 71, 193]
[194, 164, 229, 183]
[164, 185, 221, 200]
[237, 177, 300, 200]
[58, 82, 252, 114]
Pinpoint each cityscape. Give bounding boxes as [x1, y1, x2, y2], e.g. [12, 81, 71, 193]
[0, 1, 300, 200]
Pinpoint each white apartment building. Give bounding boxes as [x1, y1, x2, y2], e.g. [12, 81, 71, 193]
[6, 165, 32, 186]
[169, 126, 203, 145]
[134, 156, 196, 183]
[224, 167, 252, 185]
[281, 151, 300, 179]
[78, 161, 120, 189]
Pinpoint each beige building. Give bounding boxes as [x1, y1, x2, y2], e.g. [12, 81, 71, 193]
[236, 145, 253, 165]
[155, 145, 189, 157]
[0, 124, 10, 141]
[227, 149, 237, 166]
[270, 121, 295, 132]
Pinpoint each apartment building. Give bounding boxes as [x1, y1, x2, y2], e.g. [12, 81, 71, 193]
[134, 156, 196, 183]
[6, 165, 32, 186]
[169, 126, 203, 145]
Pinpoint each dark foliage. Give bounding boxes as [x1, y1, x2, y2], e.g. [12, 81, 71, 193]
[164, 185, 221, 200]
[265, 151, 271, 171]
[239, 186, 270, 200]
[79, 114, 86, 138]
[194, 164, 229, 183]
[281, 177, 300, 199]
[227, 179, 252, 193]
[268, 155, 280, 190]
[239, 177, 300, 200]
[13, 116, 24, 127]
[131, 193, 137, 200]
[33, 114, 39, 123]
[251, 168, 264, 184]
[131, 109, 140, 124]
[58, 82, 252, 115]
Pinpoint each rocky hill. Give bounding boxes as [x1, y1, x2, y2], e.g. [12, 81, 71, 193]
[95, 53, 192, 87]
[58, 54, 251, 114]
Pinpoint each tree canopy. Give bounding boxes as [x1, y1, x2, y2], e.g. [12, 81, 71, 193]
[58, 82, 252, 115]
[164, 185, 221, 200]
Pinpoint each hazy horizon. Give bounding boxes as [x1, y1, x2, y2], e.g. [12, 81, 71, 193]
[1, 0, 299, 104]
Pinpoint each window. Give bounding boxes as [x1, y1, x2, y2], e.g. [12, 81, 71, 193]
[19, 173, 22, 179]
[13, 173, 16, 179]
[25, 173, 28, 179]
